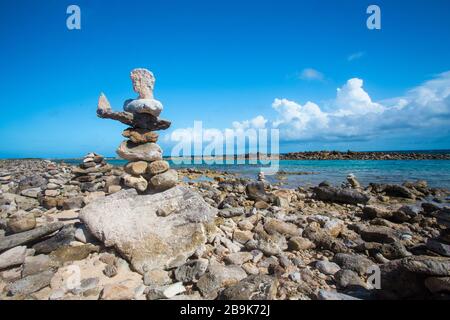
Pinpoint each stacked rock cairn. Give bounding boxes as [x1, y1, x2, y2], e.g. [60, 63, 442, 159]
[97, 68, 178, 193]
[70, 152, 114, 193]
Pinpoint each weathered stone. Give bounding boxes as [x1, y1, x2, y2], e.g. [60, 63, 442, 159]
[103, 265, 118, 278]
[400, 256, 450, 276]
[359, 225, 399, 244]
[147, 160, 170, 175]
[224, 252, 253, 265]
[302, 225, 348, 254]
[101, 283, 135, 300]
[123, 174, 148, 192]
[288, 236, 315, 251]
[7, 210, 36, 233]
[197, 263, 247, 298]
[333, 253, 376, 275]
[334, 269, 366, 289]
[219, 275, 277, 300]
[49, 244, 99, 264]
[122, 128, 158, 144]
[383, 184, 415, 199]
[246, 182, 272, 202]
[0, 222, 64, 253]
[426, 238, 450, 257]
[174, 259, 209, 283]
[0, 246, 32, 270]
[6, 270, 54, 296]
[62, 196, 84, 210]
[117, 140, 162, 162]
[146, 282, 186, 300]
[143, 268, 171, 286]
[150, 169, 178, 191]
[315, 260, 341, 275]
[124, 98, 163, 117]
[22, 254, 52, 277]
[20, 187, 42, 199]
[125, 161, 148, 176]
[264, 218, 299, 237]
[130, 68, 155, 99]
[80, 186, 217, 274]
[362, 205, 393, 219]
[32, 225, 76, 254]
[317, 289, 361, 300]
[313, 186, 370, 205]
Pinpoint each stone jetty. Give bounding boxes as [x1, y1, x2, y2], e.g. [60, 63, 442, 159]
[97, 68, 177, 193]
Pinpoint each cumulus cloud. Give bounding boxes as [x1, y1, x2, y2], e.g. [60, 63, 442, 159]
[299, 68, 325, 81]
[165, 71, 450, 147]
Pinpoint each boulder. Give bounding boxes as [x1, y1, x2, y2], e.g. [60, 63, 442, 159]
[219, 275, 278, 300]
[123, 174, 148, 192]
[147, 160, 170, 175]
[123, 98, 163, 117]
[80, 186, 217, 274]
[150, 169, 178, 191]
[116, 140, 162, 162]
[313, 186, 370, 205]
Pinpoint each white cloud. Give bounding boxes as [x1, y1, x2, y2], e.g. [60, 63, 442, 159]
[299, 68, 324, 81]
[347, 51, 365, 61]
[165, 71, 450, 147]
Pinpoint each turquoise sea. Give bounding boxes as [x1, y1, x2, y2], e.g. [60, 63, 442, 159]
[59, 159, 450, 190]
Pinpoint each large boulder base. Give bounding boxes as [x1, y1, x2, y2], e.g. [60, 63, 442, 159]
[80, 186, 217, 274]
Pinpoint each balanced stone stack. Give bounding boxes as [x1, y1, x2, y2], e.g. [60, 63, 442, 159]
[71, 153, 113, 193]
[97, 68, 178, 193]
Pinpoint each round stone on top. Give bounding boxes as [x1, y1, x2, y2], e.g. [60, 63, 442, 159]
[130, 68, 155, 99]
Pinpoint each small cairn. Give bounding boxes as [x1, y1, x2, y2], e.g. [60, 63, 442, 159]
[71, 152, 113, 192]
[97, 68, 178, 193]
[257, 171, 265, 182]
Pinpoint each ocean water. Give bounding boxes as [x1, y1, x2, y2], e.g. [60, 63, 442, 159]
[60, 159, 450, 190]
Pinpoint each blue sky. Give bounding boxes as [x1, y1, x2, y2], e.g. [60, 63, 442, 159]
[0, 0, 449, 158]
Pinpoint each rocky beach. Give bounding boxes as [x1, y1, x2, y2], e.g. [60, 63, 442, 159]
[1, 68, 449, 301]
[1, 157, 450, 300]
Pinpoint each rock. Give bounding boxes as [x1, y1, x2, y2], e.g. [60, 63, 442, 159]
[174, 259, 209, 283]
[108, 185, 122, 194]
[256, 234, 287, 256]
[150, 169, 178, 191]
[146, 282, 186, 300]
[313, 186, 370, 205]
[362, 205, 393, 219]
[359, 225, 399, 244]
[334, 269, 366, 289]
[219, 207, 245, 218]
[103, 265, 118, 278]
[426, 239, 450, 257]
[197, 263, 247, 298]
[317, 289, 361, 300]
[124, 98, 163, 117]
[315, 260, 341, 275]
[219, 275, 277, 300]
[74, 225, 96, 244]
[400, 256, 450, 276]
[20, 187, 42, 199]
[0, 246, 33, 270]
[62, 197, 84, 210]
[6, 270, 54, 296]
[143, 268, 171, 286]
[122, 128, 158, 144]
[130, 68, 155, 99]
[288, 237, 315, 251]
[224, 252, 253, 265]
[264, 218, 299, 237]
[123, 174, 148, 192]
[101, 283, 135, 300]
[323, 219, 344, 237]
[116, 140, 162, 162]
[383, 184, 415, 199]
[147, 160, 170, 175]
[302, 225, 348, 253]
[17, 175, 47, 192]
[0, 222, 64, 253]
[333, 253, 375, 275]
[80, 186, 217, 274]
[7, 210, 36, 233]
[246, 182, 271, 202]
[125, 161, 148, 175]
[233, 230, 254, 244]
[22, 254, 52, 277]
[49, 244, 99, 264]
[347, 173, 361, 189]
[32, 225, 76, 254]
[424, 277, 450, 293]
